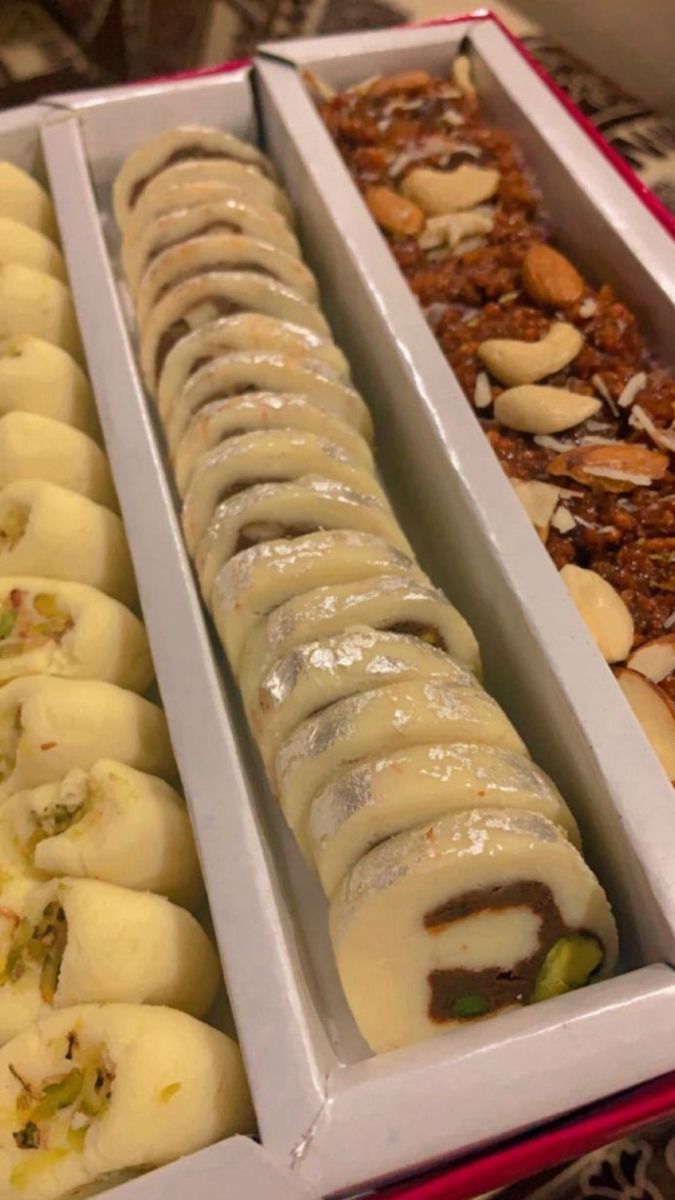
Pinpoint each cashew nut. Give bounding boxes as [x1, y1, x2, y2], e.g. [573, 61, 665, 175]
[560, 564, 634, 663]
[478, 322, 583, 386]
[419, 210, 494, 250]
[401, 165, 500, 215]
[452, 55, 476, 98]
[494, 384, 601, 435]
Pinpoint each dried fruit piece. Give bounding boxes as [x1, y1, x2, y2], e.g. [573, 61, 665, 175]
[522, 244, 584, 308]
[419, 210, 494, 251]
[368, 71, 432, 98]
[478, 322, 583, 387]
[401, 165, 500, 216]
[548, 442, 669, 492]
[616, 668, 675, 782]
[627, 635, 675, 684]
[511, 479, 560, 541]
[365, 186, 424, 236]
[560, 564, 634, 663]
[495, 385, 600, 435]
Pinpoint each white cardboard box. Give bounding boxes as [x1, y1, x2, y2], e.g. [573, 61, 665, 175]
[38, 35, 675, 1198]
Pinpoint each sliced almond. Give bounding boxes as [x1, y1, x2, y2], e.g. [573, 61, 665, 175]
[452, 55, 476, 98]
[365, 186, 424, 236]
[627, 635, 675, 683]
[548, 442, 669, 492]
[522, 244, 585, 308]
[478, 322, 583, 387]
[368, 71, 432, 98]
[511, 479, 560, 541]
[401, 165, 500, 216]
[494, 384, 600, 435]
[419, 210, 494, 251]
[551, 505, 576, 533]
[616, 668, 675, 782]
[301, 69, 335, 101]
[560, 564, 634, 663]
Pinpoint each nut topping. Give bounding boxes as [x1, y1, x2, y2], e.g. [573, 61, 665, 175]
[365, 186, 425, 236]
[401, 165, 500, 216]
[616, 668, 675, 782]
[419, 210, 494, 251]
[548, 442, 669, 492]
[451, 55, 476, 98]
[368, 71, 432, 97]
[627, 635, 675, 684]
[560, 565, 634, 663]
[511, 479, 560, 541]
[522, 244, 584, 308]
[478, 322, 583, 387]
[494, 385, 601, 435]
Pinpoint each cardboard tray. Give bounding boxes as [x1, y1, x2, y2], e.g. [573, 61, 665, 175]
[36, 30, 675, 1198]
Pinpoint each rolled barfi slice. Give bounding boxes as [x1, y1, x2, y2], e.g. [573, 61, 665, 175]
[166, 352, 373, 449]
[123, 177, 287, 248]
[0, 877, 219, 1043]
[311, 744, 580, 897]
[136, 234, 319, 330]
[113, 124, 276, 227]
[0, 338, 97, 437]
[0, 162, 59, 241]
[175, 393, 371, 494]
[124, 157, 291, 224]
[0, 481, 136, 607]
[158, 312, 350, 418]
[0, 265, 83, 364]
[331, 807, 618, 1052]
[0, 578, 152, 691]
[0, 676, 175, 799]
[0, 217, 66, 281]
[253, 629, 477, 777]
[214, 528, 421, 669]
[181, 428, 384, 552]
[123, 198, 300, 297]
[0, 1003, 254, 1199]
[238, 573, 480, 712]
[276, 680, 525, 853]
[140, 272, 330, 392]
[200, 480, 413, 603]
[0, 413, 116, 509]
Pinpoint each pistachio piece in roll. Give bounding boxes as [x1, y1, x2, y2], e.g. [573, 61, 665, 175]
[253, 629, 477, 777]
[0, 877, 219, 1042]
[0, 218, 66, 281]
[0, 413, 116, 509]
[123, 197, 300, 297]
[0, 677, 175, 799]
[2, 761, 202, 908]
[113, 124, 275, 227]
[200, 480, 413, 604]
[166, 352, 373, 449]
[0, 338, 97, 437]
[0, 481, 136, 607]
[181, 428, 384, 552]
[310, 743, 581, 896]
[174, 393, 371, 495]
[140, 272, 330, 392]
[238, 574, 480, 712]
[158, 313, 350, 419]
[0, 1003, 254, 1198]
[276, 680, 525, 854]
[136, 234, 319, 329]
[0, 162, 58, 241]
[0, 579, 152, 692]
[0, 266, 83, 364]
[331, 808, 617, 1052]
[214, 529, 421, 670]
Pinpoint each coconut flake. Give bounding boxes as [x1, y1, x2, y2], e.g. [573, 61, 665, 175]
[473, 372, 492, 410]
[534, 435, 575, 452]
[346, 75, 382, 94]
[578, 298, 597, 319]
[583, 467, 653, 486]
[551, 506, 577, 533]
[629, 404, 675, 454]
[388, 139, 480, 178]
[617, 371, 647, 409]
[455, 235, 487, 255]
[441, 109, 465, 128]
[665, 611, 675, 630]
[592, 373, 619, 417]
[424, 302, 450, 328]
[578, 435, 619, 446]
[586, 419, 614, 432]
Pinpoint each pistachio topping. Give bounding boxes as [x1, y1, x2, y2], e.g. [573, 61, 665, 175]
[533, 934, 603, 1002]
[0, 589, 74, 659]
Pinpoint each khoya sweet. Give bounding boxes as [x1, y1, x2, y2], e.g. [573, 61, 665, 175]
[0, 1003, 255, 1200]
[115, 122, 618, 1054]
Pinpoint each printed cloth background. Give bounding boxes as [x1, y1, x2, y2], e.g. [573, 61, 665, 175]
[1, 3, 675, 1199]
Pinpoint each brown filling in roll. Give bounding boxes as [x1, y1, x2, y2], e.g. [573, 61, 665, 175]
[388, 621, 446, 650]
[155, 299, 243, 378]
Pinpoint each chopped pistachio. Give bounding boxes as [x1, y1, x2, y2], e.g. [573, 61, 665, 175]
[0, 607, 17, 639]
[159, 1081, 182, 1103]
[534, 934, 603, 1002]
[452, 993, 490, 1019]
[30, 1069, 83, 1123]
